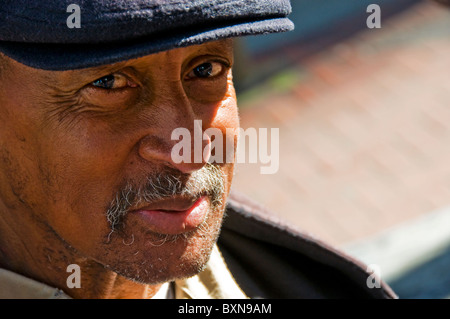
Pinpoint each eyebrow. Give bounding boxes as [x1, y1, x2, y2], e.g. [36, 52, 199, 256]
[196, 39, 234, 57]
[75, 62, 129, 79]
[182, 40, 234, 67]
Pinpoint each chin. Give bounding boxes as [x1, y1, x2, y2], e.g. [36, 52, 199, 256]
[102, 205, 224, 286]
[112, 232, 219, 285]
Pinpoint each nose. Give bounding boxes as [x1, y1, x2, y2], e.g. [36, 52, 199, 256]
[137, 93, 212, 175]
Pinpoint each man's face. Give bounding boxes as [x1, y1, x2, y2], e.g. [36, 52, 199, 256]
[0, 39, 238, 284]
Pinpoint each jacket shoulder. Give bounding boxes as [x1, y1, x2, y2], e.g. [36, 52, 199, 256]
[217, 191, 397, 299]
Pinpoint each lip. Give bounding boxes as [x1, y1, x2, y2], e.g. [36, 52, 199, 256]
[130, 196, 209, 235]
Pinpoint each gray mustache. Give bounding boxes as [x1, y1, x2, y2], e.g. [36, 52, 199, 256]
[106, 163, 224, 231]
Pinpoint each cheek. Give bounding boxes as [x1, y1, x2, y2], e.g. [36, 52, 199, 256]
[215, 84, 240, 151]
[35, 125, 134, 248]
[207, 77, 239, 131]
[0, 146, 35, 211]
[210, 91, 239, 190]
[0, 105, 119, 254]
[0, 96, 58, 212]
[222, 77, 240, 128]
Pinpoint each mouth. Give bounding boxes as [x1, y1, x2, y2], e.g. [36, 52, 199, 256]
[129, 195, 210, 235]
[130, 195, 201, 212]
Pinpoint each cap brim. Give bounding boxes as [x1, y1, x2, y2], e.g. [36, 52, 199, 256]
[0, 17, 294, 71]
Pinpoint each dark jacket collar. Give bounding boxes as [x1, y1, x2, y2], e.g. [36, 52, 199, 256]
[219, 191, 397, 298]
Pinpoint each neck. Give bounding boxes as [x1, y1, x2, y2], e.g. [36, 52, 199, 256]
[64, 259, 162, 299]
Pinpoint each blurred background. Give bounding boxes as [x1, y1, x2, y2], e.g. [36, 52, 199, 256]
[230, 0, 450, 299]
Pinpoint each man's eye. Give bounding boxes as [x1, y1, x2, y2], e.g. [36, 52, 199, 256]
[187, 62, 225, 79]
[91, 74, 135, 89]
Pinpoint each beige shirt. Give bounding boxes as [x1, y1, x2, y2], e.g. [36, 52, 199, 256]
[0, 245, 247, 299]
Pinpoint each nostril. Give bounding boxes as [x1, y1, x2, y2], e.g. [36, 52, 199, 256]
[138, 135, 172, 163]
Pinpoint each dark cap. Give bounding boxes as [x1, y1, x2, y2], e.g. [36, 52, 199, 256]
[0, 0, 294, 70]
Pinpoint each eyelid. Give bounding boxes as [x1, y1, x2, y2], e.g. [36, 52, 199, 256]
[184, 59, 230, 81]
[89, 70, 140, 89]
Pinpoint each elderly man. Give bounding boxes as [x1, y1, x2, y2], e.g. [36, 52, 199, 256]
[0, 1, 396, 299]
